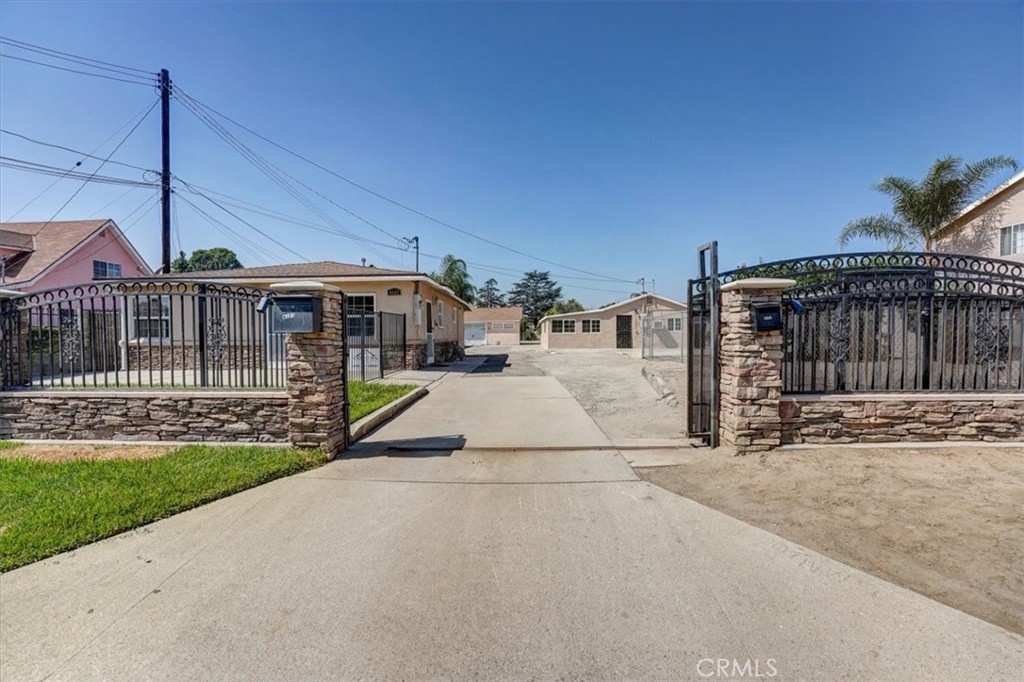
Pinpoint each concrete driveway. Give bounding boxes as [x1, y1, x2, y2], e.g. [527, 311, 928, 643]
[2, 359, 1021, 681]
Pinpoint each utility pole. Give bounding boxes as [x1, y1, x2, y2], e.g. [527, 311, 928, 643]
[405, 236, 420, 272]
[160, 68, 172, 274]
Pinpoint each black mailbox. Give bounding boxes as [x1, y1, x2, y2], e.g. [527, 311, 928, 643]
[270, 296, 322, 333]
[750, 303, 783, 332]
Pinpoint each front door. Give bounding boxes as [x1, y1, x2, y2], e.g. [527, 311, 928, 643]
[425, 302, 435, 365]
[616, 315, 632, 349]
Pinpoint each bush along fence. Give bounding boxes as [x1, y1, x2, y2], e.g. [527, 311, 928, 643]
[0, 281, 348, 458]
[697, 252, 1024, 453]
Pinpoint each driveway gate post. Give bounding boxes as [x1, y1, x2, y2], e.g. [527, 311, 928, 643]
[718, 278, 794, 454]
[272, 281, 347, 459]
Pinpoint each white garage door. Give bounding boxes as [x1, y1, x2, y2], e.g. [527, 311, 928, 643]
[465, 323, 486, 346]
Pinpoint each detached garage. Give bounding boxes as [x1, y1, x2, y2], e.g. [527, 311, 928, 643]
[539, 294, 686, 350]
[464, 306, 523, 346]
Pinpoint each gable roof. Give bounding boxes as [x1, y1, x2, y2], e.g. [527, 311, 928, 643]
[936, 170, 1024, 240]
[0, 219, 152, 286]
[149, 260, 474, 308]
[465, 306, 523, 323]
[539, 293, 686, 324]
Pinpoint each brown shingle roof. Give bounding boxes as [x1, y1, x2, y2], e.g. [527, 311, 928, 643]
[156, 261, 420, 280]
[0, 220, 112, 284]
[465, 306, 523, 323]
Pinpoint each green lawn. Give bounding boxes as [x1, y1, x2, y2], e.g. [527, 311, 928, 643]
[0, 444, 325, 571]
[348, 381, 417, 422]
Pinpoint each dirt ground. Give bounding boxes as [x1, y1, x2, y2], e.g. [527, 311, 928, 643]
[638, 445, 1024, 634]
[0, 443, 175, 462]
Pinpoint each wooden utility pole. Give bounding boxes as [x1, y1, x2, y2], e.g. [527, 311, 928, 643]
[159, 68, 172, 274]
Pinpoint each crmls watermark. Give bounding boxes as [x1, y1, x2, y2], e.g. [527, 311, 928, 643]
[696, 658, 778, 678]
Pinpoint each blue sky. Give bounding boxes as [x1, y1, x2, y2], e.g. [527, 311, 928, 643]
[0, 1, 1021, 306]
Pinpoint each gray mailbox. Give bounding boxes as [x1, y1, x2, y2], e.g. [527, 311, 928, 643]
[750, 303, 783, 332]
[271, 296, 323, 333]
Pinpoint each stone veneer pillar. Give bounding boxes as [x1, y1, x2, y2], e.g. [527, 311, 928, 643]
[271, 281, 347, 459]
[718, 278, 795, 454]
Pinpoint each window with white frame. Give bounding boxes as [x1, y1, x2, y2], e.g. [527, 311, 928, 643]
[667, 317, 683, 332]
[93, 260, 122, 279]
[347, 294, 376, 338]
[1000, 224, 1024, 256]
[436, 300, 444, 327]
[452, 306, 457, 324]
[134, 295, 170, 339]
[551, 319, 576, 333]
[581, 319, 601, 333]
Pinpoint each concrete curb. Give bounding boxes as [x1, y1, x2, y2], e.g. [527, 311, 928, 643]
[640, 366, 677, 407]
[349, 387, 429, 442]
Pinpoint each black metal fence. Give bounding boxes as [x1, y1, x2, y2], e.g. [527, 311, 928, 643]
[0, 281, 287, 389]
[723, 253, 1024, 393]
[347, 311, 407, 382]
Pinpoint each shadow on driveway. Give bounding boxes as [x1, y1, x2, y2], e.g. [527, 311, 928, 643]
[343, 435, 467, 458]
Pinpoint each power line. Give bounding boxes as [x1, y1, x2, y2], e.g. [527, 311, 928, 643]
[27, 97, 159, 233]
[179, 91, 636, 284]
[177, 191, 311, 264]
[176, 194, 280, 266]
[2, 99, 162, 220]
[0, 52, 156, 86]
[0, 157, 158, 188]
[87, 186, 139, 219]
[0, 129, 158, 173]
[172, 177, 637, 286]
[172, 90, 404, 268]
[60, 191, 160, 270]
[0, 36, 155, 77]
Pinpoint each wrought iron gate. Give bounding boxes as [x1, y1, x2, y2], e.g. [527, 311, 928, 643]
[686, 241, 719, 445]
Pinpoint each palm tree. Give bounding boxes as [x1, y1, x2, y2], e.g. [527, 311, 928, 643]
[431, 254, 475, 302]
[839, 155, 1017, 251]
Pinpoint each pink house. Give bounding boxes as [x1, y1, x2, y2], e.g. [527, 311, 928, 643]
[0, 219, 152, 292]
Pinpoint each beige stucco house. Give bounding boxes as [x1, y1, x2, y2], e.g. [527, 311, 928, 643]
[151, 261, 471, 367]
[539, 293, 686, 350]
[464, 306, 522, 346]
[935, 170, 1024, 263]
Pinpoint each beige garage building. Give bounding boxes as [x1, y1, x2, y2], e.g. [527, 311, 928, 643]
[464, 306, 523, 346]
[539, 293, 686, 350]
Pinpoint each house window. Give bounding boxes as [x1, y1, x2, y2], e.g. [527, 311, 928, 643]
[135, 295, 170, 339]
[93, 260, 122, 279]
[667, 317, 683, 332]
[551, 319, 576, 333]
[581, 319, 601, 333]
[453, 306, 457, 324]
[436, 300, 444, 327]
[1000, 224, 1024, 256]
[347, 294, 376, 339]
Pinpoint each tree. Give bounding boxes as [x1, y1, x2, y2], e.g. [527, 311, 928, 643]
[171, 248, 244, 273]
[431, 254, 475, 303]
[507, 270, 562, 325]
[546, 298, 585, 316]
[477, 278, 505, 308]
[839, 155, 1018, 251]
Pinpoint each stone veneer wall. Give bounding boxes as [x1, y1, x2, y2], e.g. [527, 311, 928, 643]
[404, 341, 462, 369]
[0, 392, 289, 442]
[718, 283, 788, 453]
[126, 343, 266, 372]
[284, 287, 346, 457]
[781, 396, 1024, 444]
